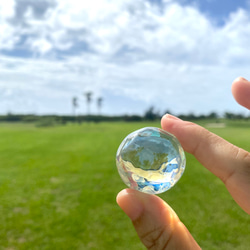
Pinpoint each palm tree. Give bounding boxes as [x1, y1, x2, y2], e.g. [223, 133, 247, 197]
[97, 97, 103, 115]
[72, 96, 78, 116]
[84, 92, 93, 115]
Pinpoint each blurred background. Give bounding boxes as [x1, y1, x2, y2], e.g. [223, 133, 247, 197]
[0, 0, 250, 117]
[0, 0, 250, 249]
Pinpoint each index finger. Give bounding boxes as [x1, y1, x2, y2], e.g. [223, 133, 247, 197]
[161, 114, 250, 214]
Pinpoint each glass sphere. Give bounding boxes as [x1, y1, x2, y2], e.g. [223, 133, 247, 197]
[116, 127, 186, 194]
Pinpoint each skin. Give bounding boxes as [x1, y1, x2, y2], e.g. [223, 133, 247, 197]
[116, 77, 250, 249]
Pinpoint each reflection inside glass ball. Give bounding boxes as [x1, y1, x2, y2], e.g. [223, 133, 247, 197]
[116, 127, 186, 194]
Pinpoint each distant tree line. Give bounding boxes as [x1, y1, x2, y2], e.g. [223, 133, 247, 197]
[143, 107, 250, 121]
[0, 108, 249, 127]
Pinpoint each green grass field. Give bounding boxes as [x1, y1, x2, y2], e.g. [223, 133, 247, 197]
[0, 121, 249, 249]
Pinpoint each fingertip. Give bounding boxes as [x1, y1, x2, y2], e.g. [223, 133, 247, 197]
[161, 114, 183, 131]
[233, 76, 248, 83]
[231, 77, 246, 95]
[232, 77, 250, 109]
[117, 189, 201, 249]
[161, 114, 182, 123]
[116, 189, 144, 221]
[116, 189, 131, 206]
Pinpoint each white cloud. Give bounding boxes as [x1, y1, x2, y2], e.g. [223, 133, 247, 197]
[0, 0, 18, 50]
[0, 0, 250, 115]
[0, 0, 15, 18]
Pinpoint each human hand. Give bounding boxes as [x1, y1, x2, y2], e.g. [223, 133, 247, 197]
[116, 77, 250, 249]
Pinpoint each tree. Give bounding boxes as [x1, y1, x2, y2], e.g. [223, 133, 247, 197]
[72, 97, 78, 116]
[97, 97, 103, 115]
[144, 106, 159, 121]
[84, 92, 93, 115]
[207, 112, 218, 119]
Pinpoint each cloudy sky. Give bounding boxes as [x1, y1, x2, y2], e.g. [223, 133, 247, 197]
[0, 0, 250, 116]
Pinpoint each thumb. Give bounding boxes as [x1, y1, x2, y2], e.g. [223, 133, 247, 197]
[231, 77, 250, 110]
[117, 189, 201, 250]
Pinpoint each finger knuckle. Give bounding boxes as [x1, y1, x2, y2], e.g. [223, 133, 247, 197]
[140, 226, 172, 250]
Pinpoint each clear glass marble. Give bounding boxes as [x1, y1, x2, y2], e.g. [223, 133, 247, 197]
[116, 127, 185, 194]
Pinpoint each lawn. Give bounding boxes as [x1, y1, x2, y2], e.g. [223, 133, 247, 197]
[0, 121, 249, 249]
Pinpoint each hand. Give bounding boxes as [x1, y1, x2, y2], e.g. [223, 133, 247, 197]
[116, 77, 250, 249]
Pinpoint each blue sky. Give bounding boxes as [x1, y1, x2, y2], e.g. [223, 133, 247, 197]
[0, 0, 250, 116]
[176, 0, 249, 21]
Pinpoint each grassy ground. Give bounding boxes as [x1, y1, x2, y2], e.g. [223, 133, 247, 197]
[0, 121, 249, 249]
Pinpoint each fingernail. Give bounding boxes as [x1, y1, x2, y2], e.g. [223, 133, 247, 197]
[237, 77, 249, 83]
[116, 189, 144, 221]
[163, 114, 182, 121]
